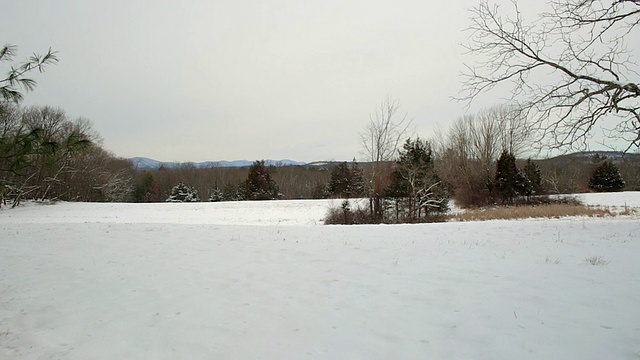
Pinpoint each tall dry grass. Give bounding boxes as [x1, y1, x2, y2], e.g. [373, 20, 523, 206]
[446, 204, 614, 222]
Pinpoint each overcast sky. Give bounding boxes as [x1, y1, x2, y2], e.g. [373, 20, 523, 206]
[3, 1, 562, 162]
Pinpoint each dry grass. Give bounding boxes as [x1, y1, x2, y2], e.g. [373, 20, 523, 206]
[609, 205, 639, 216]
[585, 256, 610, 266]
[619, 208, 638, 216]
[446, 203, 614, 222]
[543, 257, 561, 264]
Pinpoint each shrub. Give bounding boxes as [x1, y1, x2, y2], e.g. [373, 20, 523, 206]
[324, 199, 447, 224]
[166, 182, 199, 202]
[510, 195, 582, 207]
[324, 201, 373, 225]
[450, 176, 493, 208]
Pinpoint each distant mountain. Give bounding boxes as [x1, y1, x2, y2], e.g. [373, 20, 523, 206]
[130, 157, 307, 170]
[541, 151, 640, 163]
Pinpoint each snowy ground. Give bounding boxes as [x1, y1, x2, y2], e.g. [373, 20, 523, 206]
[1, 193, 639, 359]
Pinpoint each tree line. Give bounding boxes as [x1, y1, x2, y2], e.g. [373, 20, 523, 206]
[1, 100, 635, 210]
[0, 103, 134, 206]
[0, 44, 134, 206]
[3, 0, 639, 213]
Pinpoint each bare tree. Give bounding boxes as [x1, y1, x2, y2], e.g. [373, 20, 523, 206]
[460, 0, 640, 151]
[359, 97, 412, 220]
[0, 105, 96, 205]
[434, 114, 494, 206]
[433, 105, 530, 207]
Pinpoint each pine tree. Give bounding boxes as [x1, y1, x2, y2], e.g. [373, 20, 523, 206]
[386, 138, 449, 219]
[311, 182, 328, 199]
[523, 158, 543, 196]
[133, 171, 160, 202]
[589, 161, 625, 192]
[222, 182, 245, 201]
[327, 162, 350, 197]
[495, 150, 526, 204]
[166, 182, 199, 202]
[349, 162, 365, 197]
[385, 167, 410, 220]
[327, 161, 365, 198]
[244, 160, 280, 200]
[209, 185, 224, 202]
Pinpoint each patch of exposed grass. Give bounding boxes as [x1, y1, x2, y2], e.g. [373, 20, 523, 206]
[542, 257, 561, 264]
[618, 207, 639, 216]
[585, 256, 610, 266]
[598, 205, 640, 216]
[445, 203, 614, 222]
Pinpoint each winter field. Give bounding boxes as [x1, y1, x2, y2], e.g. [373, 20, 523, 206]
[1, 193, 639, 359]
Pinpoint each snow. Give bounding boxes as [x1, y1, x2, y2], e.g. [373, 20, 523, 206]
[574, 191, 640, 210]
[1, 193, 639, 359]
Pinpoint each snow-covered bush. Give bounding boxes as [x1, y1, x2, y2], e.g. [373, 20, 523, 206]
[166, 182, 199, 202]
[209, 187, 223, 202]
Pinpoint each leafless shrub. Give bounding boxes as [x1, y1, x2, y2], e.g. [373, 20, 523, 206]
[324, 201, 374, 225]
[511, 195, 583, 206]
[324, 200, 446, 224]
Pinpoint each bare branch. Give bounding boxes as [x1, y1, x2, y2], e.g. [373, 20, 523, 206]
[359, 97, 413, 220]
[460, 0, 640, 151]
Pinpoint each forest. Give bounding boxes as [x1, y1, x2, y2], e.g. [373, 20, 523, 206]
[2, 97, 638, 215]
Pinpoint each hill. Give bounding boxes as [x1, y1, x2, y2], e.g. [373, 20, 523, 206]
[540, 151, 640, 163]
[130, 157, 307, 170]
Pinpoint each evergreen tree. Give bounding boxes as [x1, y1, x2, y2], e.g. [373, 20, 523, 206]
[326, 161, 365, 198]
[209, 184, 223, 202]
[134, 171, 159, 202]
[166, 182, 199, 202]
[494, 150, 527, 204]
[327, 162, 350, 197]
[222, 182, 245, 201]
[523, 158, 543, 196]
[311, 182, 328, 199]
[386, 138, 449, 219]
[349, 162, 365, 197]
[589, 161, 625, 192]
[244, 160, 280, 200]
[1, 44, 58, 103]
[385, 167, 410, 220]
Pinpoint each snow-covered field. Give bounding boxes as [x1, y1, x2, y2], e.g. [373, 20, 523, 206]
[1, 193, 639, 359]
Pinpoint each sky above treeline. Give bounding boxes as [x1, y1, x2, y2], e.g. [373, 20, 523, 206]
[2, 1, 619, 162]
